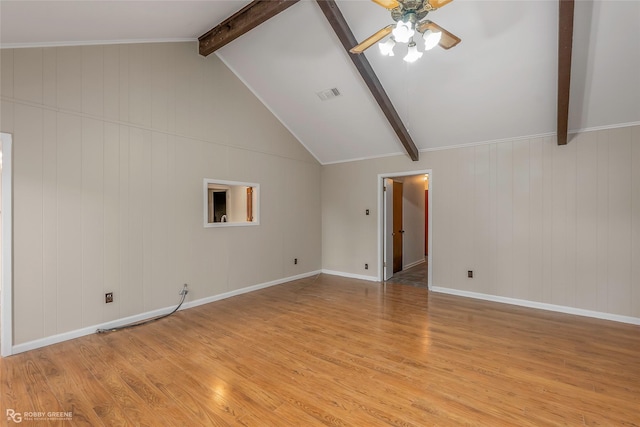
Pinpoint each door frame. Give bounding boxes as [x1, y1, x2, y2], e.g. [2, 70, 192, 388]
[1, 133, 13, 357]
[377, 169, 433, 289]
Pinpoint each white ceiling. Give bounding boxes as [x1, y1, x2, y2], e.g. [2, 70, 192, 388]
[1, 0, 639, 164]
[0, 1, 252, 47]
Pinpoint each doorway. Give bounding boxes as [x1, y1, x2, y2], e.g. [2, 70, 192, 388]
[392, 180, 403, 274]
[379, 170, 432, 289]
[0, 132, 13, 357]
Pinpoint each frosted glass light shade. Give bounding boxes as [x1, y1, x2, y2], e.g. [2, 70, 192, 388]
[423, 29, 442, 50]
[403, 41, 423, 63]
[379, 37, 396, 56]
[392, 20, 414, 44]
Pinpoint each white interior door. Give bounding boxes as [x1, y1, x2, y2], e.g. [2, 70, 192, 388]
[383, 178, 394, 280]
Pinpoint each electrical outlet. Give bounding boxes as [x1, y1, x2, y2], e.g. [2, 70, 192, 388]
[365, 263, 369, 270]
[468, 270, 473, 278]
[105, 292, 114, 303]
[294, 258, 298, 265]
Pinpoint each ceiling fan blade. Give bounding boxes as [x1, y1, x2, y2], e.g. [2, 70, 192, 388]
[427, 0, 454, 10]
[350, 25, 394, 54]
[417, 20, 461, 49]
[371, 0, 400, 10]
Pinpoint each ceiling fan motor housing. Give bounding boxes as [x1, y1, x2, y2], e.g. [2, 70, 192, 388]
[391, 0, 432, 22]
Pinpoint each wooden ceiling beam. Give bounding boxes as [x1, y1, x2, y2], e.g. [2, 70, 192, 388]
[557, 0, 575, 145]
[199, 0, 300, 57]
[316, 0, 420, 161]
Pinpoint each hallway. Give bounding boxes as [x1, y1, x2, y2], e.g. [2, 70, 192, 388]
[384, 261, 427, 289]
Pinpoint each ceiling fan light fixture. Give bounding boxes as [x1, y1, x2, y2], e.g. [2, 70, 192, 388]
[392, 20, 414, 44]
[422, 29, 442, 50]
[379, 37, 396, 56]
[403, 40, 423, 63]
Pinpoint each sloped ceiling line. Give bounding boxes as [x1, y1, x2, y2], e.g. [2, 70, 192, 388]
[557, 0, 575, 146]
[315, 0, 419, 161]
[198, 0, 300, 57]
[198, 0, 419, 161]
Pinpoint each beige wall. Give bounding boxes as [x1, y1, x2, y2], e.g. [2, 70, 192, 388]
[0, 42, 321, 345]
[322, 127, 640, 318]
[400, 175, 425, 268]
[1, 42, 637, 347]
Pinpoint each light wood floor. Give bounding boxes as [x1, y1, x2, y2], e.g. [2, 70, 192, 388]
[2, 274, 639, 426]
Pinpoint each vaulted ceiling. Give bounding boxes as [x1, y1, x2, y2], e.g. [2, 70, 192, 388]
[1, 0, 639, 164]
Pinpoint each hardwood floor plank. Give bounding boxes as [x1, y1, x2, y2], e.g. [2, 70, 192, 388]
[48, 341, 133, 427]
[1, 352, 36, 420]
[26, 347, 106, 427]
[2, 274, 639, 425]
[144, 358, 236, 426]
[75, 335, 172, 425]
[8, 351, 68, 426]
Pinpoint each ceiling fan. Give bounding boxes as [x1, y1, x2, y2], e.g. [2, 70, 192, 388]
[350, 0, 461, 62]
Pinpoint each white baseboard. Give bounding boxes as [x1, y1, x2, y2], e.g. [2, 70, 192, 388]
[321, 269, 379, 282]
[431, 286, 640, 326]
[10, 270, 322, 355]
[403, 258, 426, 270]
[180, 270, 322, 310]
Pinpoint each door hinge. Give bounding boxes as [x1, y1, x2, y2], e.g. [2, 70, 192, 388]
[383, 261, 386, 267]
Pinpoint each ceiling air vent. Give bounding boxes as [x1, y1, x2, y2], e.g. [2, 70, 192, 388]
[316, 87, 341, 101]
